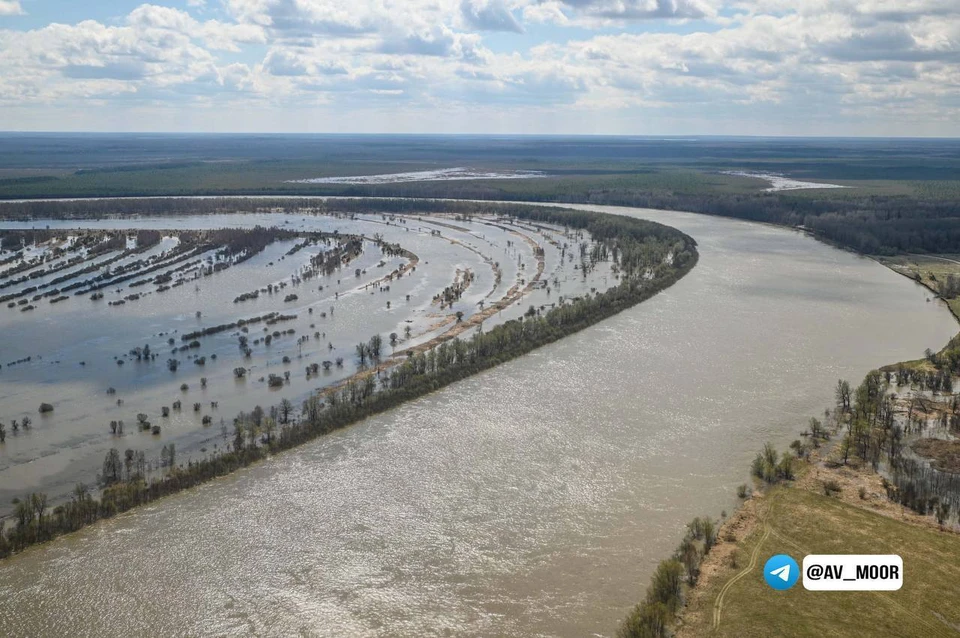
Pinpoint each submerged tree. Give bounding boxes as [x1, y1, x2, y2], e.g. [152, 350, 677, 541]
[368, 334, 383, 360]
[836, 379, 851, 413]
[101, 448, 122, 486]
[279, 398, 293, 424]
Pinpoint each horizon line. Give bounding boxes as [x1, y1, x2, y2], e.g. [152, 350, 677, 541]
[1, 131, 959, 141]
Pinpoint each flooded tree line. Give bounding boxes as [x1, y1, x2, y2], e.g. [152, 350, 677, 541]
[0, 201, 697, 559]
[0, 225, 380, 322]
[792, 368, 960, 525]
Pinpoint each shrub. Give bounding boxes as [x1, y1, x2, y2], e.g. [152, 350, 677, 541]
[823, 480, 842, 496]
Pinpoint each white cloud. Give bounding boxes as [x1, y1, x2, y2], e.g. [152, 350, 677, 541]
[224, 0, 380, 34]
[558, 0, 718, 21]
[0, 0, 958, 133]
[262, 47, 349, 76]
[522, 1, 570, 24]
[461, 0, 524, 32]
[0, 0, 23, 16]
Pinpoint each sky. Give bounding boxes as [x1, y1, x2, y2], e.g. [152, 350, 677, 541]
[0, 0, 959, 136]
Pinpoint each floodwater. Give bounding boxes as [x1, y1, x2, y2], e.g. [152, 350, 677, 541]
[0, 204, 956, 637]
[0, 212, 605, 510]
[287, 168, 545, 184]
[723, 170, 847, 192]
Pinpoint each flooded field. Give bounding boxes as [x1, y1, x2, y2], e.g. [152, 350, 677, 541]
[287, 168, 546, 184]
[722, 171, 847, 192]
[0, 210, 612, 511]
[0, 202, 956, 637]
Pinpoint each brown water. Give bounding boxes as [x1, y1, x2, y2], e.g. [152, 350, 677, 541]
[0, 204, 955, 637]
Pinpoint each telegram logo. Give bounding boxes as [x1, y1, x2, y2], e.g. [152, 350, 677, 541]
[764, 554, 800, 591]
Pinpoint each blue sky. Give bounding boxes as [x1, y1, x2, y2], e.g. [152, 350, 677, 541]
[1, 1, 959, 135]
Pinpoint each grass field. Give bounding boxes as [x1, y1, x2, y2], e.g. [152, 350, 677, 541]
[678, 484, 960, 638]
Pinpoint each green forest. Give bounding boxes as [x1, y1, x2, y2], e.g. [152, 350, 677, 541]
[2, 169, 957, 255]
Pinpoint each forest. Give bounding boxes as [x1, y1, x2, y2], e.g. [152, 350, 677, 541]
[2, 134, 958, 256]
[303, 183, 960, 255]
[1, 181, 957, 255]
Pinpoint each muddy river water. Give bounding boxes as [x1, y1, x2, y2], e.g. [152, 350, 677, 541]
[0, 203, 955, 637]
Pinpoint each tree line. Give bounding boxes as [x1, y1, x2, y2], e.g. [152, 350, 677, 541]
[617, 515, 720, 638]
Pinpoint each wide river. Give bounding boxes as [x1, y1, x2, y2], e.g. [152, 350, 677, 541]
[0, 204, 955, 637]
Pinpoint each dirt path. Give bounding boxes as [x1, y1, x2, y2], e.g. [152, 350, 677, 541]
[392, 226, 546, 357]
[713, 495, 773, 630]
[712, 511, 771, 629]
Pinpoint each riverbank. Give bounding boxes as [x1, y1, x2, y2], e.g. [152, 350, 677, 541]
[658, 326, 960, 637]
[615, 240, 960, 637]
[875, 254, 960, 326]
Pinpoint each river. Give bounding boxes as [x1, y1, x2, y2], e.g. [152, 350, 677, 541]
[0, 204, 955, 637]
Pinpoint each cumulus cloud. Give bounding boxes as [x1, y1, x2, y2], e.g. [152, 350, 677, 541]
[224, 0, 379, 35]
[0, 1, 23, 16]
[522, 1, 570, 24]
[263, 48, 349, 76]
[62, 62, 148, 81]
[1, 0, 959, 133]
[378, 25, 487, 62]
[555, 0, 718, 22]
[461, 0, 524, 32]
[126, 4, 265, 51]
[0, 8, 257, 104]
